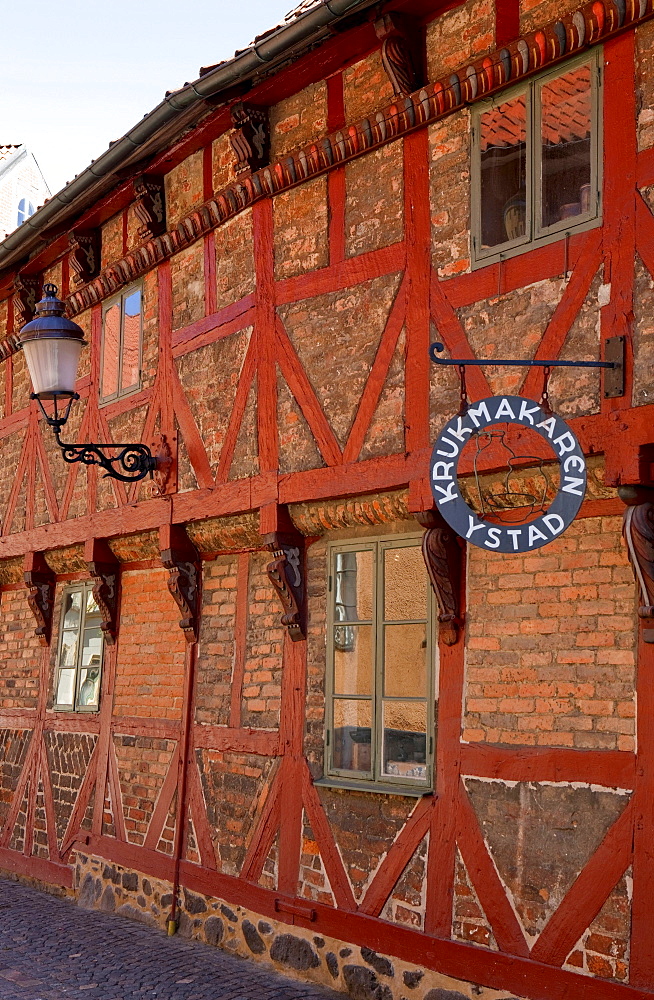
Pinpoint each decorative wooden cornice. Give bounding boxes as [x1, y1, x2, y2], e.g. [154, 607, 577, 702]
[84, 538, 120, 645]
[375, 13, 419, 97]
[133, 175, 166, 241]
[42, 0, 649, 320]
[229, 103, 270, 176]
[416, 509, 464, 646]
[13, 274, 40, 328]
[69, 230, 100, 286]
[289, 490, 413, 535]
[264, 528, 306, 641]
[23, 551, 55, 646]
[159, 524, 201, 642]
[622, 489, 654, 643]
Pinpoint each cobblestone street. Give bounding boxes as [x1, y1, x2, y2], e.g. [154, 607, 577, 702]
[0, 879, 341, 1000]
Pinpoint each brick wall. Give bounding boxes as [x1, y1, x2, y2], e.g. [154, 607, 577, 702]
[242, 553, 284, 730]
[0, 590, 42, 709]
[465, 516, 636, 749]
[196, 555, 238, 727]
[113, 568, 187, 720]
[113, 734, 177, 846]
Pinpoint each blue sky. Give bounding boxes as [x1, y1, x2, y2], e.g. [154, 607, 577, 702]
[4, 0, 296, 196]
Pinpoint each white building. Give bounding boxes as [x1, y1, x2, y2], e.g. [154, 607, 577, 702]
[0, 145, 50, 240]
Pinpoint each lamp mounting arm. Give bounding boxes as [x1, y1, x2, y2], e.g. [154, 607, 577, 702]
[33, 393, 156, 484]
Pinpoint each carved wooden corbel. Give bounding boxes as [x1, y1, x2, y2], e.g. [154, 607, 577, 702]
[263, 528, 306, 642]
[229, 102, 270, 176]
[374, 13, 419, 97]
[24, 551, 55, 646]
[621, 488, 654, 643]
[69, 230, 100, 286]
[159, 524, 201, 642]
[133, 175, 166, 241]
[416, 509, 464, 646]
[84, 538, 120, 645]
[13, 274, 40, 328]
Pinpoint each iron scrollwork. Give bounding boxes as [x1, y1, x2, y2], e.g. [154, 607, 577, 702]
[265, 531, 306, 642]
[57, 437, 156, 483]
[33, 391, 156, 484]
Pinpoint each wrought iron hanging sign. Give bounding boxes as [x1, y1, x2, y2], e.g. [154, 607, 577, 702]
[427, 342, 621, 553]
[430, 395, 586, 553]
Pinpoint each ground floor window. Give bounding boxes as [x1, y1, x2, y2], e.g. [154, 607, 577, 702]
[325, 535, 435, 791]
[54, 584, 103, 711]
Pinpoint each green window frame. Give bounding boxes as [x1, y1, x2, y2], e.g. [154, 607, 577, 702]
[323, 535, 436, 794]
[53, 583, 104, 712]
[100, 283, 143, 403]
[471, 48, 602, 269]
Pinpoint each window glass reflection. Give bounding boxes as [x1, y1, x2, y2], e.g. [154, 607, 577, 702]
[382, 701, 427, 780]
[480, 95, 527, 249]
[540, 65, 592, 228]
[333, 700, 372, 773]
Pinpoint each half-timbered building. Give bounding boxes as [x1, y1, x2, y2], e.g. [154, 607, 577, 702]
[0, 1, 653, 998]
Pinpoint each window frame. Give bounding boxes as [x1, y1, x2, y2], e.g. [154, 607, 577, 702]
[53, 582, 104, 713]
[17, 198, 35, 226]
[323, 533, 436, 795]
[100, 282, 143, 405]
[471, 48, 603, 269]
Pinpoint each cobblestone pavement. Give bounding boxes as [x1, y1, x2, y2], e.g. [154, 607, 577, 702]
[0, 879, 341, 1000]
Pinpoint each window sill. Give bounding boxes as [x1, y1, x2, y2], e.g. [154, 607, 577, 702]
[471, 214, 601, 270]
[314, 776, 434, 798]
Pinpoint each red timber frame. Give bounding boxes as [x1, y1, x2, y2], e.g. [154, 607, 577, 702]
[0, 10, 654, 1000]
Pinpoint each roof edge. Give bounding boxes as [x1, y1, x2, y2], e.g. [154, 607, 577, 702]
[0, 0, 375, 276]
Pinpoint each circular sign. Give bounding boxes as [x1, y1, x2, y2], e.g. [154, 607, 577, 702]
[429, 395, 586, 553]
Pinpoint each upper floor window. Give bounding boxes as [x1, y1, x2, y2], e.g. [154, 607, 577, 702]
[101, 285, 142, 403]
[54, 584, 103, 712]
[471, 50, 602, 268]
[324, 536, 436, 793]
[17, 199, 34, 226]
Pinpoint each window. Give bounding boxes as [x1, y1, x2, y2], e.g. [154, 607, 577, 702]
[325, 536, 436, 792]
[54, 584, 103, 711]
[100, 285, 142, 402]
[17, 199, 34, 226]
[471, 50, 601, 267]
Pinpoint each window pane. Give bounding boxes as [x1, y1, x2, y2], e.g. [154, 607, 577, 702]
[121, 289, 141, 391]
[334, 549, 373, 621]
[480, 95, 527, 248]
[77, 665, 100, 708]
[384, 623, 427, 698]
[384, 546, 427, 620]
[60, 630, 79, 667]
[540, 65, 592, 228]
[86, 590, 99, 616]
[56, 668, 76, 707]
[63, 590, 82, 630]
[382, 701, 427, 780]
[333, 700, 372, 772]
[102, 302, 121, 398]
[334, 624, 373, 695]
[81, 625, 103, 667]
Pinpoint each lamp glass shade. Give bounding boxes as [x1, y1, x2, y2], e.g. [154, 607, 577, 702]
[22, 336, 83, 397]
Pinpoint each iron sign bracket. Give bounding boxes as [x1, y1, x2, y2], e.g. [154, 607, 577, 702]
[429, 342, 620, 370]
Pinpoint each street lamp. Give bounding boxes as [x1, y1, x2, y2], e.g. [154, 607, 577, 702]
[19, 284, 157, 483]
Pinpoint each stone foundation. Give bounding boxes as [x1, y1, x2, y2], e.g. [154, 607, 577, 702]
[74, 851, 526, 1000]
